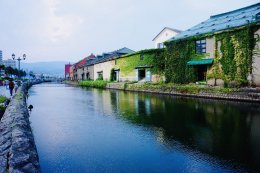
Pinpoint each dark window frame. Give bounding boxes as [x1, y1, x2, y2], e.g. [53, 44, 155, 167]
[97, 71, 103, 79]
[256, 12, 260, 21]
[140, 54, 144, 60]
[196, 39, 206, 54]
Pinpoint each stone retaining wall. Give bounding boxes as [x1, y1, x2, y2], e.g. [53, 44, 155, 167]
[106, 83, 260, 103]
[0, 83, 41, 173]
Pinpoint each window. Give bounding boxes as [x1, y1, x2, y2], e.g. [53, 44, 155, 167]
[256, 12, 260, 21]
[157, 43, 164, 48]
[97, 71, 103, 80]
[140, 54, 144, 60]
[196, 39, 206, 54]
[86, 72, 90, 80]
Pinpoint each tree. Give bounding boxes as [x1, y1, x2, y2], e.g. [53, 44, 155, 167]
[5, 66, 15, 76]
[0, 65, 5, 70]
[20, 70, 27, 77]
[29, 71, 35, 78]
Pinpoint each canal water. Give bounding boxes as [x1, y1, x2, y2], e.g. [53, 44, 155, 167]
[28, 83, 260, 173]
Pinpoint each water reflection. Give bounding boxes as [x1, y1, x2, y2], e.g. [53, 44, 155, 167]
[108, 91, 260, 171]
[29, 84, 260, 173]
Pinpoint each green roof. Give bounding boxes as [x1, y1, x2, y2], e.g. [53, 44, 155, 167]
[187, 58, 214, 65]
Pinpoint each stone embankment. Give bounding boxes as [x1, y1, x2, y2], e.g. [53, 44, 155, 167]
[106, 83, 260, 103]
[0, 83, 41, 173]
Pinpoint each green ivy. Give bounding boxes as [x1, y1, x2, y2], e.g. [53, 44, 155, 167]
[165, 25, 259, 86]
[164, 39, 198, 83]
[115, 49, 165, 78]
[110, 68, 115, 82]
[209, 26, 257, 86]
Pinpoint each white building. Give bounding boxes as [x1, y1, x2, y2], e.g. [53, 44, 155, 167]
[3, 59, 16, 69]
[152, 27, 182, 48]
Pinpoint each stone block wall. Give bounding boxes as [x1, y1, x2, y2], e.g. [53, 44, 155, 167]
[0, 83, 41, 173]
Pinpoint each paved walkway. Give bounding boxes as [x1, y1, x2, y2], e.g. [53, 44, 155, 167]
[0, 86, 11, 98]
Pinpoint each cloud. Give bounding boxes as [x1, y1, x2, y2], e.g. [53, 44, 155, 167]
[0, 0, 259, 62]
[44, 0, 83, 43]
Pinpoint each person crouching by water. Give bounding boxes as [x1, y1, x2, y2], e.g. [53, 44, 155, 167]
[8, 79, 15, 96]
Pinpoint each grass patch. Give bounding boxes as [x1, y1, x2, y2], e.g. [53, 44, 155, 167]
[125, 82, 238, 94]
[79, 80, 108, 89]
[0, 95, 7, 111]
[0, 96, 7, 103]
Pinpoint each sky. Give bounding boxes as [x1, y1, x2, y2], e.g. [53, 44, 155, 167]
[0, 0, 259, 63]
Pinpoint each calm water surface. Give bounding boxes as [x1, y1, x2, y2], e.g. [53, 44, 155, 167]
[28, 83, 260, 173]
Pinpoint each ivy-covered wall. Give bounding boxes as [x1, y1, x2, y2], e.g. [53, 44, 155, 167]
[164, 39, 204, 83]
[252, 28, 260, 86]
[115, 49, 165, 80]
[207, 26, 257, 86]
[165, 25, 259, 86]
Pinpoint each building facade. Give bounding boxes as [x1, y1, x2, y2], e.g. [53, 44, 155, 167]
[83, 58, 95, 80]
[114, 49, 165, 82]
[165, 3, 260, 87]
[65, 64, 72, 80]
[93, 47, 134, 81]
[3, 59, 16, 69]
[69, 64, 75, 80]
[152, 27, 181, 48]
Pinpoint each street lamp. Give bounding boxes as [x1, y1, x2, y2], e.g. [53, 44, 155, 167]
[12, 53, 26, 79]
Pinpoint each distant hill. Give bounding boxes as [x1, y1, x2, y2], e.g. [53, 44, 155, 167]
[20, 61, 72, 76]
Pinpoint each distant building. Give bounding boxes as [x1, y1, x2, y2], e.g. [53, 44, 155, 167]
[0, 50, 2, 62]
[76, 54, 96, 80]
[152, 27, 182, 48]
[69, 65, 75, 80]
[93, 47, 134, 81]
[65, 63, 72, 80]
[3, 59, 16, 69]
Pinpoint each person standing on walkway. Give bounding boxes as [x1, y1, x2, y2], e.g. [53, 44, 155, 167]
[8, 79, 14, 96]
[5, 80, 9, 89]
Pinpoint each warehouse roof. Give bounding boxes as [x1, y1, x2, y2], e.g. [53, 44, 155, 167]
[169, 3, 260, 41]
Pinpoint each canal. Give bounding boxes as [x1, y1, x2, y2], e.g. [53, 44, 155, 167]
[28, 83, 260, 173]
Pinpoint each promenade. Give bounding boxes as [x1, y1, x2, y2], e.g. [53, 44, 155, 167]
[0, 86, 11, 98]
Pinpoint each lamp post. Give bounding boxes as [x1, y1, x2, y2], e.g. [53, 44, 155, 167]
[12, 53, 26, 79]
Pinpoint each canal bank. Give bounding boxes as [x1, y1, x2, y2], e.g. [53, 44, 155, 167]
[0, 83, 41, 173]
[29, 83, 260, 172]
[107, 83, 260, 103]
[68, 81, 260, 103]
